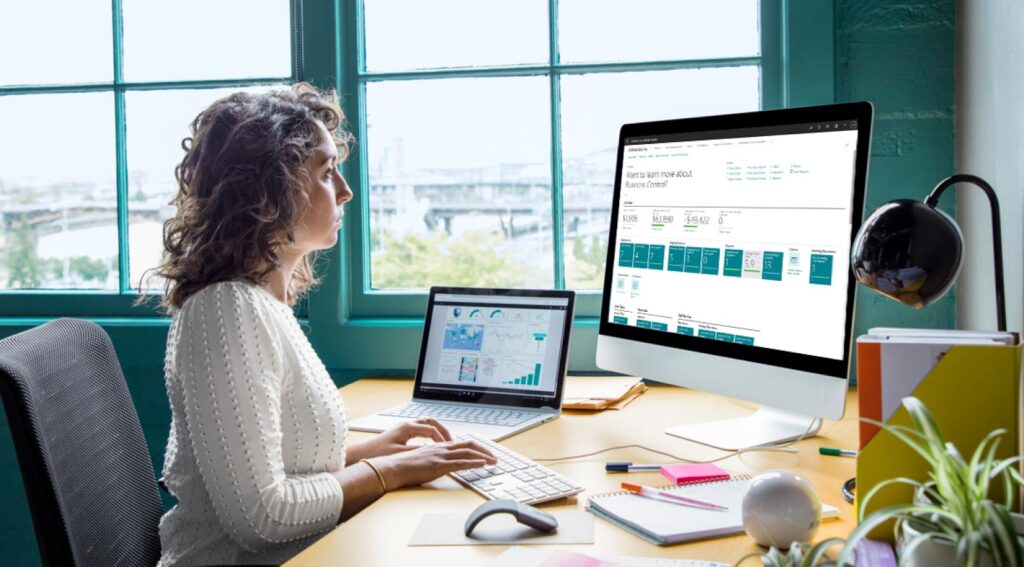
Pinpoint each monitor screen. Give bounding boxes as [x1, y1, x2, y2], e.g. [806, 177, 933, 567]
[600, 106, 869, 380]
[416, 290, 573, 404]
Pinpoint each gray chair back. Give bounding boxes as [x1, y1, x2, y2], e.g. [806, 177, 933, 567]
[0, 318, 162, 566]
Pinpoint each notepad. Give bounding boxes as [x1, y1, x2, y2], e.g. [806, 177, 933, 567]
[587, 476, 840, 546]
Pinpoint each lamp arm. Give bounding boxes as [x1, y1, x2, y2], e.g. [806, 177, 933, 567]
[924, 174, 1006, 332]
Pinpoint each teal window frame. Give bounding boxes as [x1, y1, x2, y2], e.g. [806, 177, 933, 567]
[304, 0, 836, 372]
[0, 0, 304, 318]
[0, 0, 835, 374]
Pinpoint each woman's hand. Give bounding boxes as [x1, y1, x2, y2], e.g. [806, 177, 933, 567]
[350, 418, 454, 462]
[372, 438, 497, 490]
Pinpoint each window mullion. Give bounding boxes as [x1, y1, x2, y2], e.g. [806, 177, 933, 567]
[548, 0, 565, 289]
[112, 0, 130, 294]
[352, 0, 372, 296]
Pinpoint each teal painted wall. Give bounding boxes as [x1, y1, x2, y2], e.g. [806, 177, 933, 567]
[0, 1, 955, 563]
[835, 0, 957, 337]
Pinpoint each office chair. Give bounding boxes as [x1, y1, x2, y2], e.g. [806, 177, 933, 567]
[0, 318, 163, 567]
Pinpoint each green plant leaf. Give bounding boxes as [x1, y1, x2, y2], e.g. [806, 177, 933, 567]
[903, 397, 946, 448]
[841, 503, 950, 565]
[805, 538, 847, 566]
[861, 417, 941, 470]
[858, 477, 930, 521]
[983, 500, 1022, 567]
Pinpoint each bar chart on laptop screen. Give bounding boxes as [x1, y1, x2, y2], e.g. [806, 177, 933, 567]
[434, 306, 554, 391]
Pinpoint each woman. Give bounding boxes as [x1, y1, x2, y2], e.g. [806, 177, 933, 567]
[154, 83, 496, 566]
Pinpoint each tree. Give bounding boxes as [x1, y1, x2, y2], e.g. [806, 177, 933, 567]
[371, 229, 537, 289]
[69, 256, 109, 284]
[567, 235, 607, 289]
[6, 222, 44, 288]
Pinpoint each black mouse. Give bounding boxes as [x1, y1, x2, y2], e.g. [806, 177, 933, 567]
[464, 499, 559, 536]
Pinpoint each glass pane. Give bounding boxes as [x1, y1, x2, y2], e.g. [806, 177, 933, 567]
[125, 85, 283, 290]
[0, 1, 112, 85]
[559, 0, 759, 64]
[366, 77, 553, 290]
[122, 0, 291, 82]
[364, 0, 548, 72]
[560, 67, 760, 289]
[0, 93, 118, 290]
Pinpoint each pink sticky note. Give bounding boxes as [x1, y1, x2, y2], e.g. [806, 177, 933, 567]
[540, 551, 618, 567]
[660, 463, 730, 485]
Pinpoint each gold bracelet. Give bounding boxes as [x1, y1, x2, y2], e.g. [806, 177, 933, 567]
[360, 458, 388, 493]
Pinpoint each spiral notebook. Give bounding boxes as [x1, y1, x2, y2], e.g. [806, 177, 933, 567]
[587, 475, 840, 546]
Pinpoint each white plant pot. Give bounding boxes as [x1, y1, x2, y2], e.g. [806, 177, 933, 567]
[897, 514, 1024, 567]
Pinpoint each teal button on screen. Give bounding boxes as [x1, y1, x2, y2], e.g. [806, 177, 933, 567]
[633, 244, 650, 269]
[810, 254, 834, 285]
[723, 248, 743, 277]
[684, 247, 702, 273]
[667, 245, 686, 271]
[701, 248, 720, 275]
[648, 245, 666, 270]
[619, 242, 634, 268]
[762, 251, 784, 281]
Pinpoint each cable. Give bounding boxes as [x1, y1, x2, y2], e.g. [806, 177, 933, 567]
[532, 416, 822, 464]
[842, 477, 856, 504]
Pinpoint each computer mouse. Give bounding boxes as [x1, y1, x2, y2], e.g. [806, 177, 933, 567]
[464, 499, 559, 536]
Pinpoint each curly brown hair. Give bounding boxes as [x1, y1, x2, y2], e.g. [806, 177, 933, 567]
[148, 82, 352, 312]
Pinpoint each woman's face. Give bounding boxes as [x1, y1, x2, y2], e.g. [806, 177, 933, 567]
[293, 122, 353, 253]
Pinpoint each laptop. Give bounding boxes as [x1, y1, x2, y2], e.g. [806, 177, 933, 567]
[349, 287, 575, 441]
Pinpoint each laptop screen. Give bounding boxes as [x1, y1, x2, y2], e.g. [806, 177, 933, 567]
[414, 288, 574, 407]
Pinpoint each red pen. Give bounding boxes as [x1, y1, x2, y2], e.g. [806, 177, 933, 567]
[621, 482, 729, 511]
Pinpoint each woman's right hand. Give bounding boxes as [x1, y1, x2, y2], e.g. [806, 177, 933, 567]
[373, 438, 497, 490]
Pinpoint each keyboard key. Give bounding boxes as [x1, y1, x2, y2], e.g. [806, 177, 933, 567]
[447, 433, 584, 505]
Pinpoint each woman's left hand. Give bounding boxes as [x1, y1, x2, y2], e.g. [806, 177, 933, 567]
[363, 418, 454, 458]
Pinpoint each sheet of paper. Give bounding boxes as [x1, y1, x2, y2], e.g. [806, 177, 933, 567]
[488, 546, 728, 567]
[409, 510, 594, 546]
[563, 377, 643, 401]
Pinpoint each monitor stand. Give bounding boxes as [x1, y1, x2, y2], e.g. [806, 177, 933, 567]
[665, 406, 822, 451]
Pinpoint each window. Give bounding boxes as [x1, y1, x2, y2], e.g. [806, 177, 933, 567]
[350, 0, 762, 308]
[0, 0, 295, 312]
[0, 0, 833, 372]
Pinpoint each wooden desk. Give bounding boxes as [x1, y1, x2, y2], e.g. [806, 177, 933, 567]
[287, 378, 858, 566]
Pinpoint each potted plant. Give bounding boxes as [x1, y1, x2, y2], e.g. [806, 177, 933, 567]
[736, 539, 847, 566]
[837, 396, 1024, 567]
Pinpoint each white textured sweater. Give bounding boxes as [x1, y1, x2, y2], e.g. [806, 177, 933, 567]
[158, 282, 347, 566]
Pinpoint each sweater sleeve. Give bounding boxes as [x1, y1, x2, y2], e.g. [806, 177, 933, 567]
[175, 283, 343, 552]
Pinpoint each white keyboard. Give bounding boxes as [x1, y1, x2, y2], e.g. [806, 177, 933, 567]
[449, 433, 584, 505]
[381, 402, 535, 427]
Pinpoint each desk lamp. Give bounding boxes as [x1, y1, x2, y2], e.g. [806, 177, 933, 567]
[850, 173, 1006, 331]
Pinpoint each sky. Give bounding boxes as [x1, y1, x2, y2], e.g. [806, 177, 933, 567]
[0, 0, 761, 289]
[0, 0, 759, 188]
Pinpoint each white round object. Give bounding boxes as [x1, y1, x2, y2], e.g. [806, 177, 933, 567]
[741, 469, 822, 549]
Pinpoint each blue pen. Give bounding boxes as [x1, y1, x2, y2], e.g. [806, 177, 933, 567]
[606, 461, 663, 472]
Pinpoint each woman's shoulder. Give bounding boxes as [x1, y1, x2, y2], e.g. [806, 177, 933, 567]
[177, 281, 287, 322]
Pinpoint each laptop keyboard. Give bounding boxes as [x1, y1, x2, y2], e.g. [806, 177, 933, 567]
[450, 433, 584, 505]
[380, 402, 536, 427]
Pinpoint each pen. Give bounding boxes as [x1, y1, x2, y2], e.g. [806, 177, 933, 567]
[621, 482, 729, 511]
[605, 461, 662, 472]
[819, 447, 857, 458]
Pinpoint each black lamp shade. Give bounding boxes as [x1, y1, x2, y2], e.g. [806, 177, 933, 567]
[850, 199, 963, 308]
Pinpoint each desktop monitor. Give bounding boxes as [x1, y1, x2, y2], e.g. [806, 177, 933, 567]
[597, 102, 872, 450]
